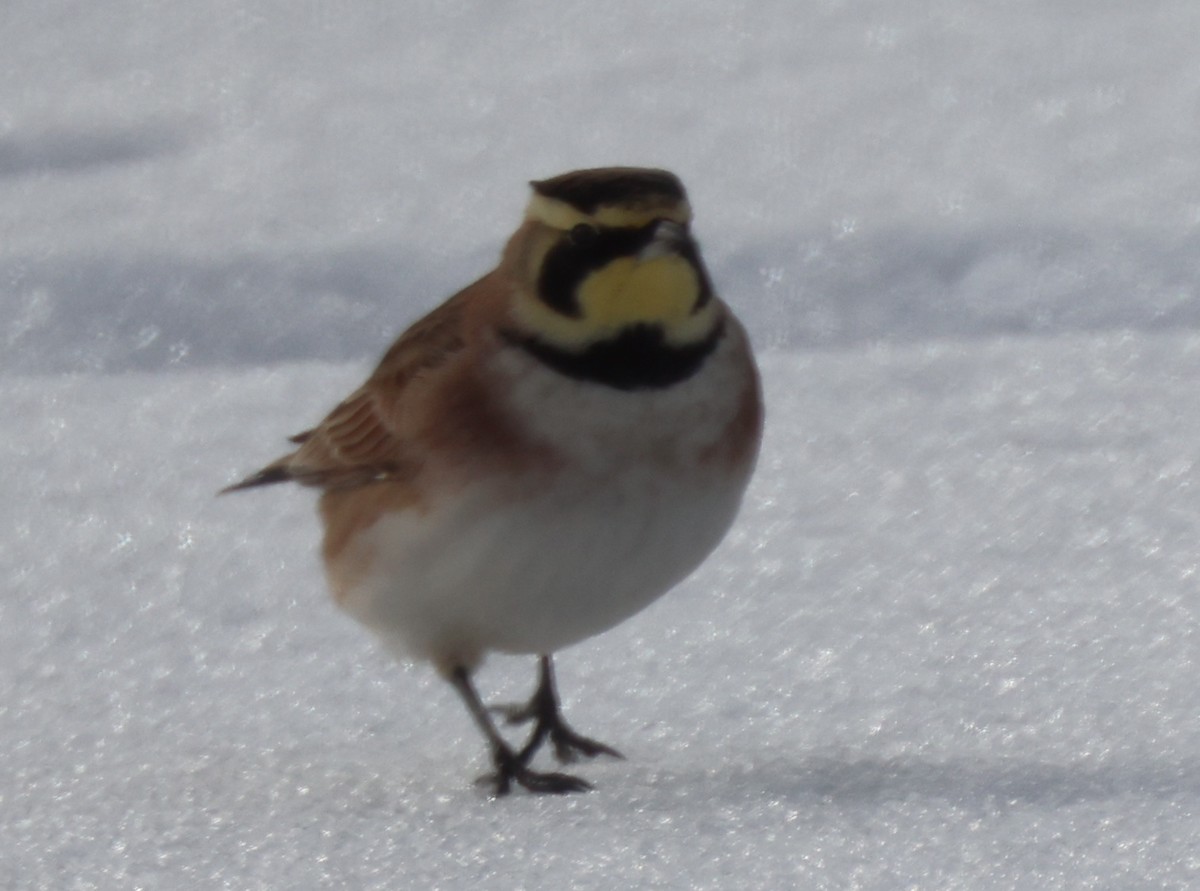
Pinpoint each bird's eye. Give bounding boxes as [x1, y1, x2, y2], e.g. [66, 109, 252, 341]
[568, 223, 598, 247]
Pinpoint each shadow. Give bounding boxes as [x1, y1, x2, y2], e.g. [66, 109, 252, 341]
[2, 244, 492, 374]
[4, 220, 1198, 375]
[717, 223, 1200, 352]
[664, 752, 1200, 809]
[0, 121, 190, 178]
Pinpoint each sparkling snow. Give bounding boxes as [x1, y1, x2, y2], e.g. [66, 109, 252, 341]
[4, 1, 1200, 888]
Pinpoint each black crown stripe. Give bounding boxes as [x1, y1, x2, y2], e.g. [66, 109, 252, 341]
[530, 167, 687, 215]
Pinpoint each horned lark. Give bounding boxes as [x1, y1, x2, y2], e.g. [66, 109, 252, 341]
[224, 167, 762, 795]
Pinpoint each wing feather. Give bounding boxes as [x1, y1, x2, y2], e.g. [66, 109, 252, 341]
[222, 288, 473, 494]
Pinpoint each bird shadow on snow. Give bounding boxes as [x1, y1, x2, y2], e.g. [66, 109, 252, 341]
[647, 752, 1200, 810]
[282, 752, 1200, 812]
[172, 733, 1200, 815]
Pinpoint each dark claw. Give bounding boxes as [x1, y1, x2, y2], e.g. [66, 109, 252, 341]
[514, 768, 593, 795]
[451, 659, 615, 795]
[489, 702, 621, 760]
[501, 656, 625, 765]
[548, 725, 624, 764]
[479, 748, 593, 796]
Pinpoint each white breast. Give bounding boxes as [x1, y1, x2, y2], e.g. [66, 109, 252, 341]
[344, 464, 746, 666]
[335, 326, 756, 668]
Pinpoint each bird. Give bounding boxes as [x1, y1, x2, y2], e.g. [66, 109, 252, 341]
[222, 166, 762, 795]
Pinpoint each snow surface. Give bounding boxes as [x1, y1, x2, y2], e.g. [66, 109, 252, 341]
[4, 1, 1200, 888]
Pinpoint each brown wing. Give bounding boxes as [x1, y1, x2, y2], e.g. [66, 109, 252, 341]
[221, 289, 471, 493]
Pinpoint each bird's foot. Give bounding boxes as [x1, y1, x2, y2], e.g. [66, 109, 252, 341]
[493, 703, 623, 764]
[478, 747, 592, 796]
[543, 723, 624, 764]
[489, 656, 624, 767]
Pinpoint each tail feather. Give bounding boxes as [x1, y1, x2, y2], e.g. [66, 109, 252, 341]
[219, 464, 294, 494]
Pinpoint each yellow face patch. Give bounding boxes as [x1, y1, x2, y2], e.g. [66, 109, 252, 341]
[510, 189, 719, 353]
[577, 255, 695, 329]
[512, 252, 718, 351]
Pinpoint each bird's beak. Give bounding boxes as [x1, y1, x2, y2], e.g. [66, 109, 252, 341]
[639, 219, 691, 260]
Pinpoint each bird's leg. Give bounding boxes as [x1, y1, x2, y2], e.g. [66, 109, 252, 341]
[448, 666, 591, 795]
[495, 655, 624, 765]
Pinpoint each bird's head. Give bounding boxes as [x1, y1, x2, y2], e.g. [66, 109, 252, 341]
[501, 167, 723, 389]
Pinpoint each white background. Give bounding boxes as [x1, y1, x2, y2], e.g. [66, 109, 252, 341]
[4, 1, 1200, 887]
